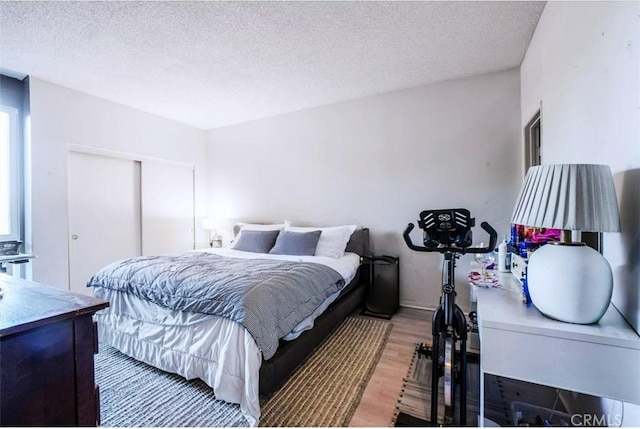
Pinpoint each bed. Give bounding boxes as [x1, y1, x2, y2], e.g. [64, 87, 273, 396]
[89, 225, 369, 426]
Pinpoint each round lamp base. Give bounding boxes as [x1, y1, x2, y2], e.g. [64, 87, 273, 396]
[527, 242, 613, 324]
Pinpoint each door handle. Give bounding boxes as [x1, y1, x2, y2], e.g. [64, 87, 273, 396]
[71, 234, 79, 240]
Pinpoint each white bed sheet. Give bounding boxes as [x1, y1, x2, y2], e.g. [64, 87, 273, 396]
[94, 249, 361, 426]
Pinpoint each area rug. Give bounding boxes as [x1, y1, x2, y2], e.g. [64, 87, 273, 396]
[260, 316, 391, 427]
[95, 316, 391, 427]
[392, 344, 565, 427]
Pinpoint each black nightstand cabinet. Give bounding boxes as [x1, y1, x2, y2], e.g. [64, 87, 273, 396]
[361, 255, 399, 319]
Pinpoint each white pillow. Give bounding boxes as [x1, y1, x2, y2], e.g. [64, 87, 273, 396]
[236, 222, 285, 231]
[284, 224, 357, 258]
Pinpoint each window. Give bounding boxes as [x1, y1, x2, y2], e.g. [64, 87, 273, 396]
[0, 74, 26, 246]
[0, 105, 20, 241]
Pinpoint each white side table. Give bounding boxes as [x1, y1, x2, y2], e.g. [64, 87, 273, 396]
[0, 253, 35, 274]
[475, 271, 640, 425]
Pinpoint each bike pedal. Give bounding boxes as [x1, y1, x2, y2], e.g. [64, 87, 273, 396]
[417, 343, 433, 358]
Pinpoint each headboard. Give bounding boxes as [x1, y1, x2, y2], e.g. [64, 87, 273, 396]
[346, 227, 370, 257]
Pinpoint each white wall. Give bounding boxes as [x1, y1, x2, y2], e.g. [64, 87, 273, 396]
[207, 68, 523, 310]
[521, 2, 640, 425]
[521, 1, 640, 332]
[28, 78, 208, 289]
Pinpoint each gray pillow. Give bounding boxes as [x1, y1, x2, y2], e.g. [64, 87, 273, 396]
[232, 229, 280, 253]
[269, 230, 322, 256]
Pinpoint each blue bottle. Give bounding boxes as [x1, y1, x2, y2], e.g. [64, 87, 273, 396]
[510, 224, 518, 246]
[521, 268, 532, 305]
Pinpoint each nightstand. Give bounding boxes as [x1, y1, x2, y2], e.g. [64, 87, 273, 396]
[361, 255, 399, 319]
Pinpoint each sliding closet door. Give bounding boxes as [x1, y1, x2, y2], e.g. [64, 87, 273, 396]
[141, 161, 194, 255]
[67, 152, 142, 295]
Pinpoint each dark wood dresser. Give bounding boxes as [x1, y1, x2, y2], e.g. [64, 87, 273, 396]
[0, 274, 109, 426]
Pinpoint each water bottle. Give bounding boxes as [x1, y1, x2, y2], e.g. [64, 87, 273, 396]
[498, 237, 509, 272]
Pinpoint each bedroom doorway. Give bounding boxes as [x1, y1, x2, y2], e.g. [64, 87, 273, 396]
[524, 110, 541, 171]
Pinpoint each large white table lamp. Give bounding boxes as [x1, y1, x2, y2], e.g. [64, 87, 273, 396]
[511, 164, 621, 324]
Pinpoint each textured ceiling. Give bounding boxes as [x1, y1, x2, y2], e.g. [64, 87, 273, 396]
[0, 1, 545, 130]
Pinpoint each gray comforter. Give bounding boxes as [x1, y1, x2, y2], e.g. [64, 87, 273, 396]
[87, 252, 345, 360]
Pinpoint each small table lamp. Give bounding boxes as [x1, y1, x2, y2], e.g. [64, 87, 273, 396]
[511, 164, 621, 324]
[202, 217, 223, 248]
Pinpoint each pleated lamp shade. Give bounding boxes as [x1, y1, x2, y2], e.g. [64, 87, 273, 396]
[511, 164, 620, 233]
[510, 164, 621, 325]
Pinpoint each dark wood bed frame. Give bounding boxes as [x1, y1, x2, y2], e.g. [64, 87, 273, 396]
[258, 227, 370, 398]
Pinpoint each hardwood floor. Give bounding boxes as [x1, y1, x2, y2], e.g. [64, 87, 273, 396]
[350, 307, 431, 427]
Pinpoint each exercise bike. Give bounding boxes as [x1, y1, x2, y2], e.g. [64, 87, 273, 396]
[403, 209, 497, 426]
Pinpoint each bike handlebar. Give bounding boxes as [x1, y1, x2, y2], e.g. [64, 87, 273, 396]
[403, 221, 498, 254]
